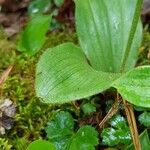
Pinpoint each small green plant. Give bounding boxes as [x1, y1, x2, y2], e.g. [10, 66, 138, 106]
[81, 102, 96, 115]
[34, 0, 150, 149]
[17, 15, 51, 55]
[138, 111, 150, 127]
[27, 111, 99, 150]
[28, 0, 64, 16]
[35, 0, 150, 107]
[101, 114, 131, 147]
[17, 0, 68, 56]
[28, 0, 65, 30]
[28, 0, 52, 16]
[45, 111, 99, 150]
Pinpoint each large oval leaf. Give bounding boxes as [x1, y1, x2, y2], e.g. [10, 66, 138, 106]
[75, 0, 142, 72]
[114, 66, 150, 107]
[35, 43, 119, 104]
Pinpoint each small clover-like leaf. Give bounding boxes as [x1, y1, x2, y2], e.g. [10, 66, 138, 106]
[101, 128, 119, 146]
[45, 111, 74, 150]
[109, 114, 127, 129]
[45, 111, 99, 150]
[101, 115, 131, 146]
[138, 111, 150, 127]
[69, 126, 99, 150]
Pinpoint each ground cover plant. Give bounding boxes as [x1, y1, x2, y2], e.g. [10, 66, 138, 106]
[0, 0, 150, 150]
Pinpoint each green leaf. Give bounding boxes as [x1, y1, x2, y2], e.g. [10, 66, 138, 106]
[114, 66, 150, 107]
[126, 130, 150, 150]
[134, 106, 150, 112]
[101, 115, 131, 146]
[45, 111, 99, 150]
[28, 0, 51, 16]
[45, 111, 74, 150]
[75, 0, 142, 72]
[69, 126, 99, 150]
[138, 111, 150, 127]
[54, 0, 64, 7]
[109, 114, 128, 129]
[81, 103, 96, 115]
[17, 15, 51, 55]
[35, 43, 120, 104]
[101, 128, 119, 146]
[26, 140, 56, 150]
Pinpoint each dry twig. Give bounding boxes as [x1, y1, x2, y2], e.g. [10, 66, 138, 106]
[99, 94, 121, 128]
[0, 65, 13, 86]
[123, 100, 141, 150]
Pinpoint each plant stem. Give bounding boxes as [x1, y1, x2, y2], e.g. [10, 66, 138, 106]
[120, 0, 143, 72]
[120, 1, 143, 149]
[123, 100, 141, 150]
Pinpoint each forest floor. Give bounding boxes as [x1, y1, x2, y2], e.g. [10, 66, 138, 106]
[0, 26, 150, 150]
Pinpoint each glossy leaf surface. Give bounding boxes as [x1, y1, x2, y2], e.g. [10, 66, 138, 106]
[36, 43, 120, 104]
[26, 140, 56, 150]
[17, 15, 50, 55]
[45, 111, 99, 150]
[54, 0, 64, 7]
[138, 111, 150, 127]
[45, 111, 74, 150]
[75, 0, 142, 72]
[101, 115, 131, 146]
[69, 126, 99, 150]
[114, 66, 150, 107]
[28, 0, 51, 16]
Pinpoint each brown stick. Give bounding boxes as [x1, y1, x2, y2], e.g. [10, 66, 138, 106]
[99, 94, 121, 128]
[0, 65, 13, 86]
[123, 100, 141, 150]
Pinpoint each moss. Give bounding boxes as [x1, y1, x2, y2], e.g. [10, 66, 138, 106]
[0, 138, 12, 150]
[0, 31, 77, 150]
